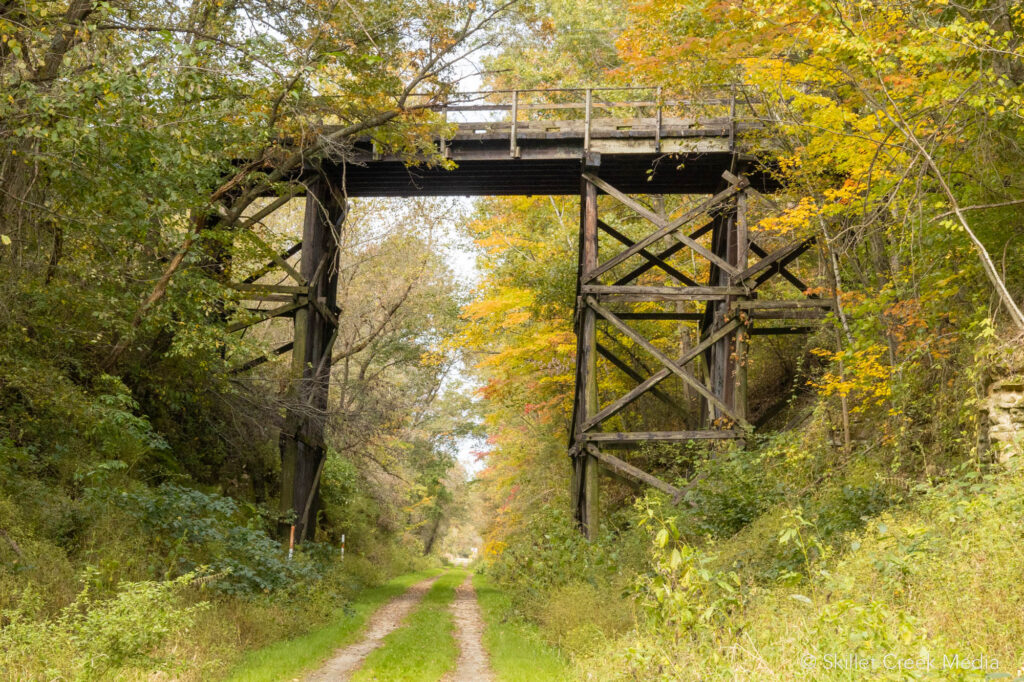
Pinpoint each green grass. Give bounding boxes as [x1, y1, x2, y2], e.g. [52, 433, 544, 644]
[350, 569, 466, 681]
[223, 568, 443, 682]
[473, 572, 576, 682]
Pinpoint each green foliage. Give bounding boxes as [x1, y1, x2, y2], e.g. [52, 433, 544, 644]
[487, 503, 645, 609]
[105, 483, 329, 596]
[633, 496, 744, 635]
[0, 572, 205, 680]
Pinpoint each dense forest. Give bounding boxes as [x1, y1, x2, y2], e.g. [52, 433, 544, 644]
[2, 0, 1024, 680]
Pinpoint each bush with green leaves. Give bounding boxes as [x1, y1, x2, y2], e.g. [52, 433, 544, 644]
[632, 495, 744, 635]
[0, 571, 205, 680]
[102, 483, 332, 595]
[487, 502, 647, 611]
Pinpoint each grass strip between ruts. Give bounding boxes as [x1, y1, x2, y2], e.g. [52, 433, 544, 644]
[473, 572, 576, 682]
[348, 569, 466, 682]
[223, 568, 443, 682]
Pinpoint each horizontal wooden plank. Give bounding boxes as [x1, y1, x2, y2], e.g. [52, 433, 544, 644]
[750, 326, 817, 335]
[732, 299, 835, 310]
[615, 312, 705, 321]
[231, 283, 309, 294]
[583, 285, 746, 301]
[583, 430, 741, 443]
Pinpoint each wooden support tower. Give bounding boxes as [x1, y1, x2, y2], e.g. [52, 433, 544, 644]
[227, 174, 345, 543]
[278, 175, 345, 543]
[568, 165, 829, 538]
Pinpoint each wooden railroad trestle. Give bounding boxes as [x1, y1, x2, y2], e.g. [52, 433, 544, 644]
[224, 87, 831, 540]
[568, 158, 829, 537]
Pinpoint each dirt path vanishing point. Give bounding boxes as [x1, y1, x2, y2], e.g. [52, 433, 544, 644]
[443, 573, 494, 682]
[304, 574, 441, 682]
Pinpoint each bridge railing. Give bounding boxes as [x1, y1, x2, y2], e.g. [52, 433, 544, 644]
[409, 86, 763, 155]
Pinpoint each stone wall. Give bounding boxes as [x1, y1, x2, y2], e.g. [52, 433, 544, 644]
[985, 380, 1024, 462]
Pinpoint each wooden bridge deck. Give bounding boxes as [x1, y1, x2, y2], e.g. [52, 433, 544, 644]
[325, 115, 770, 197]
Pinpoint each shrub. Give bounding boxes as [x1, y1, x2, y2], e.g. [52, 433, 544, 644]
[0, 571, 205, 680]
[98, 483, 333, 595]
[633, 496, 744, 636]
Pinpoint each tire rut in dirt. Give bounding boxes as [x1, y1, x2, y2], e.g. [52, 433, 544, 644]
[304, 574, 442, 681]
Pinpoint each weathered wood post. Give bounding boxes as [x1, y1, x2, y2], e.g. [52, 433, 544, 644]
[279, 174, 344, 543]
[702, 186, 747, 427]
[574, 155, 601, 538]
[734, 189, 749, 429]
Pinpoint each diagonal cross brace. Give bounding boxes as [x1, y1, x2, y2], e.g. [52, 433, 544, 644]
[582, 316, 742, 431]
[583, 173, 749, 283]
[735, 237, 814, 284]
[749, 238, 815, 294]
[597, 220, 699, 286]
[584, 444, 682, 500]
[613, 218, 716, 285]
[595, 341, 685, 412]
[239, 230, 307, 286]
[586, 296, 751, 429]
[586, 174, 740, 276]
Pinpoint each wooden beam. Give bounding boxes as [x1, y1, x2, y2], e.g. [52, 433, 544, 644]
[583, 318, 741, 431]
[615, 312, 704, 321]
[226, 299, 305, 332]
[229, 341, 294, 374]
[575, 165, 601, 538]
[582, 285, 745, 302]
[597, 220, 699, 286]
[734, 192, 749, 428]
[241, 242, 303, 284]
[585, 445, 681, 498]
[584, 174, 749, 282]
[280, 176, 345, 544]
[586, 297, 751, 428]
[584, 430, 740, 444]
[613, 219, 715, 285]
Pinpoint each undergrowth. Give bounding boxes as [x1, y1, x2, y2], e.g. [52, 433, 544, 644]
[483, 326, 1024, 680]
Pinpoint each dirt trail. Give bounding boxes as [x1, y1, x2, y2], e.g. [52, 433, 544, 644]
[443, 573, 494, 682]
[304, 574, 441, 681]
